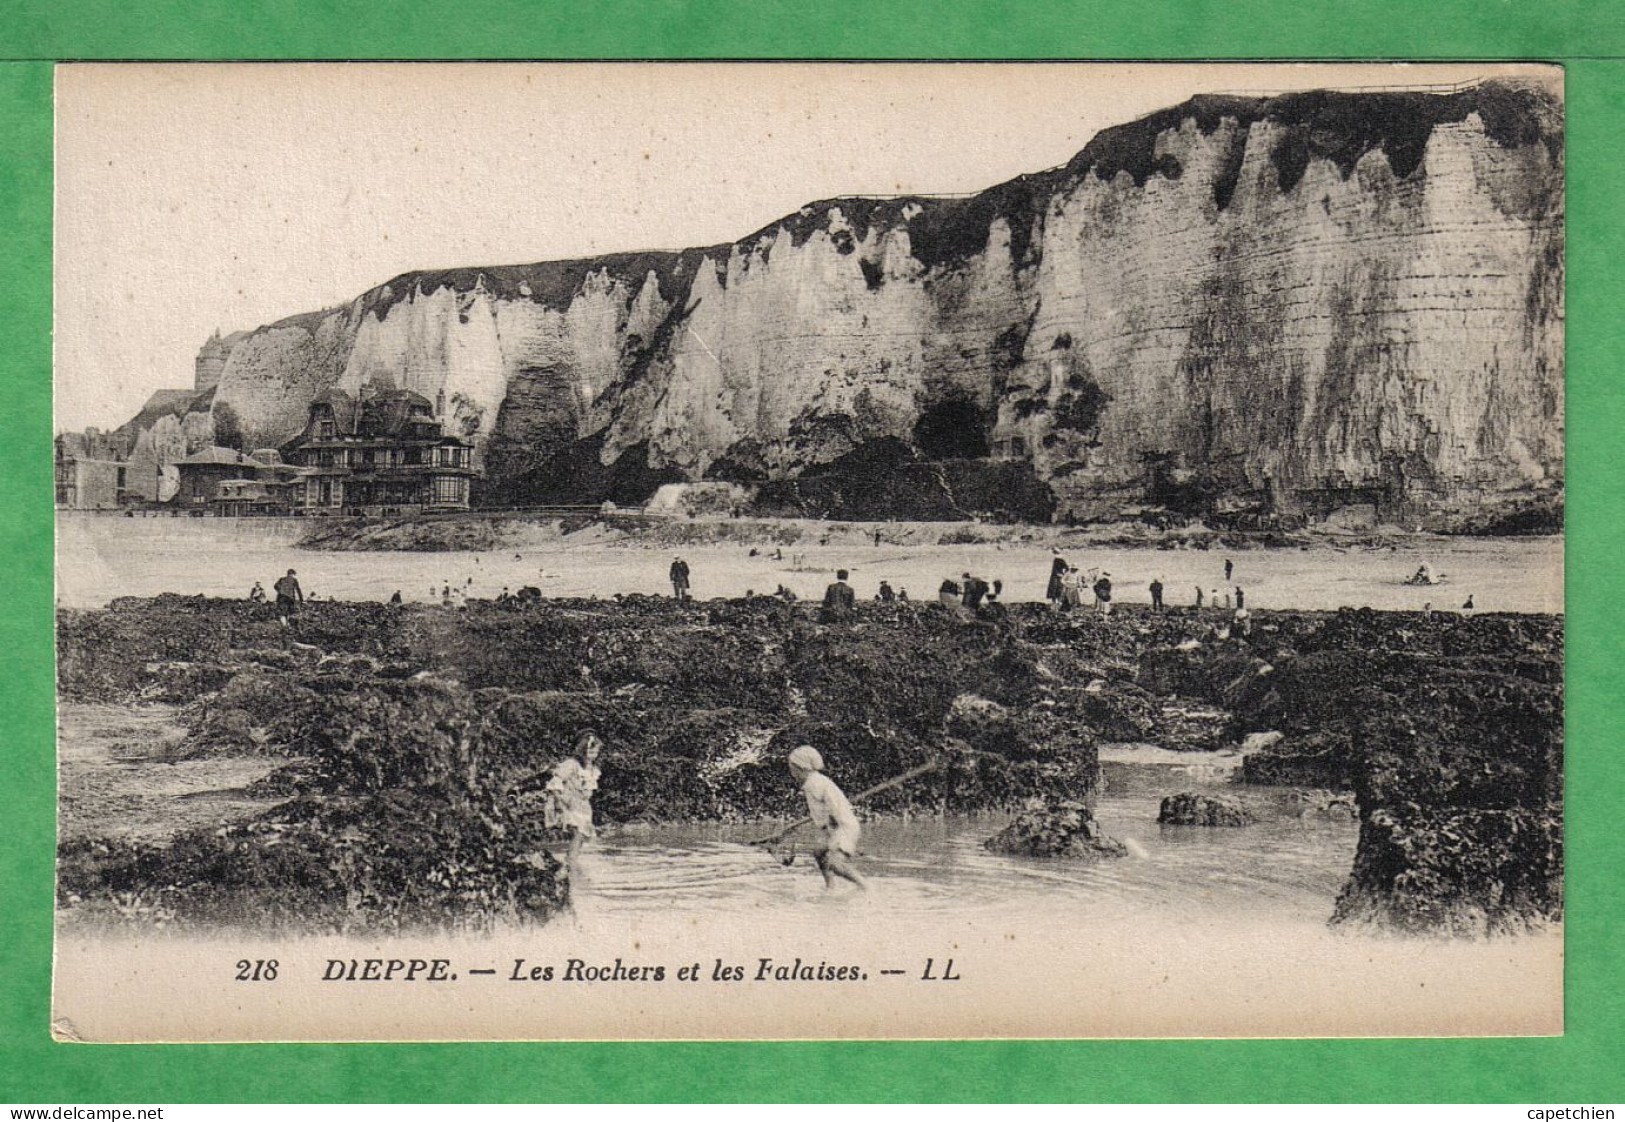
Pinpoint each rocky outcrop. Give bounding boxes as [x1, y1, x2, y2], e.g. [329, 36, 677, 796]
[139, 80, 1561, 527]
[1241, 731, 1354, 788]
[985, 800, 1129, 859]
[1158, 792, 1255, 826]
[1326, 639, 1563, 935]
[58, 598, 1562, 933]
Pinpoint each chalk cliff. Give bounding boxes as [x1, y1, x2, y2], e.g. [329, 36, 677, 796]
[186, 79, 1562, 526]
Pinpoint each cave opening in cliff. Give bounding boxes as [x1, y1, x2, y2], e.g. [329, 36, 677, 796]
[913, 397, 991, 461]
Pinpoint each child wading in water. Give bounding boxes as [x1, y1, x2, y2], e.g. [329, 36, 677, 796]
[544, 730, 604, 871]
[788, 745, 867, 891]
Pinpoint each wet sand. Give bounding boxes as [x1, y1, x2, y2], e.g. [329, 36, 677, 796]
[57, 704, 290, 845]
[56, 513, 1564, 614]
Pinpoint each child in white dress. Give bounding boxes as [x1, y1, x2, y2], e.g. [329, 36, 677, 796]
[545, 730, 603, 869]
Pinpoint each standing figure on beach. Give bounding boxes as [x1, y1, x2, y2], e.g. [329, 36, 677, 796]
[1093, 573, 1113, 617]
[1060, 566, 1084, 611]
[1149, 577, 1164, 611]
[1235, 586, 1245, 610]
[1194, 586, 1205, 610]
[821, 569, 857, 620]
[787, 745, 867, 891]
[1046, 553, 1069, 607]
[876, 580, 896, 603]
[1224, 558, 1234, 582]
[544, 730, 604, 870]
[670, 557, 691, 601]
[961, 572, 990, 610]
[273, 569, 302, 625]
[248, 581, 266, 603]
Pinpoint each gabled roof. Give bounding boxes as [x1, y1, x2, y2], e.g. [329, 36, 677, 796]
[308, 388, 359, 433]
[359, 388, 437, 438]
[310, 387, 354, 409]
[368, 387, 434, 409]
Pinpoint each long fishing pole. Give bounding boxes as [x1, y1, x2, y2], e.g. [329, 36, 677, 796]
[749, 759, 943, 848]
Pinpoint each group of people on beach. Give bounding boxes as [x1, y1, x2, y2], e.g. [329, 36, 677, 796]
[249, 542, 1476, 628]
[1045, 552, 1248, 621]
[1044, 555, 1118, 615]
[247, 569, 307, 625]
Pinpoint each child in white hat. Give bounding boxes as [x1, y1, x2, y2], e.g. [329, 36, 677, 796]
[787, 745, 867, 891]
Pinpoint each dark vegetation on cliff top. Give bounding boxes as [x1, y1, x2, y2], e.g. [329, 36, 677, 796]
[257, 80, 1558, 333]
[58, 596, 1561, 936]
[352, 246, 729, 322]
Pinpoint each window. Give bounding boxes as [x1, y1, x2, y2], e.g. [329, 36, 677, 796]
[432, 476, 467, 506]
[318, 419, 335, 439]
[319, 452, 334, 468]
[116, 467, 127, 489]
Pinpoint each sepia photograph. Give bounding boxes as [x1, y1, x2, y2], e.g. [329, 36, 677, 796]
[51, 61, 1564, 1042]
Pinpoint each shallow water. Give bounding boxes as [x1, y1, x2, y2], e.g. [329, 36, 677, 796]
[574, 760, 1358, 929]
[55, 756, 1563, 1040]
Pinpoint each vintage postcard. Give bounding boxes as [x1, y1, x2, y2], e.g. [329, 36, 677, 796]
[52, 61, 1564, 1042]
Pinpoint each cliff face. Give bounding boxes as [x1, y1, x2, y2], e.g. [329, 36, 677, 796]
[195, 80, 1563, 526]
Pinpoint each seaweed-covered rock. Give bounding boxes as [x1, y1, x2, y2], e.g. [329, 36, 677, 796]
[57, 792, 569, 934]
[1332, 808, 1561, 936]
[1241, 731, 1353, 788]
[1071, 679, 1160, 741]
[184, 670, 322, 755]
[59, 679, 571, 932]
[985, 800, 1127, 859]
[1328, 651, 1563, 934]
[56, 596, 1565, 936]
[1154, 698, 1231, 751]
[1157, 792, 1255, 827]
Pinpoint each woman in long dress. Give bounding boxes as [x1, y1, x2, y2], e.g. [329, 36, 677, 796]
[1046, 554, 1068, 606]
[544, 730, 604, 869]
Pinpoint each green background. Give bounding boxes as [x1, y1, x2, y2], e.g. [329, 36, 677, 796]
[2, 1, 1620, 1103]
